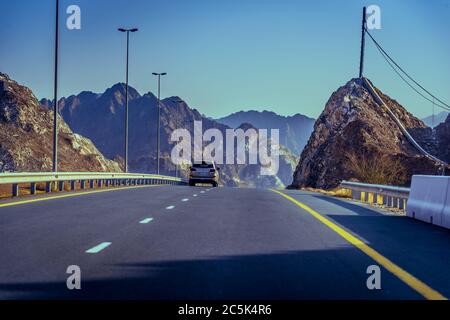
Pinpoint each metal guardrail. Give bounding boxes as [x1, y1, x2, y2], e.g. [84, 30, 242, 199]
[0, 172, 187, 197]
[340, 181, 410, 211]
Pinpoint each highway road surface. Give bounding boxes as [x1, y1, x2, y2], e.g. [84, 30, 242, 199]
[0, 185, 449, 300]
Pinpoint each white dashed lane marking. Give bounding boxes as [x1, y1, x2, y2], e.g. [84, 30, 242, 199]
[85, 242, 112, 254]
[139, 218, 154, 224]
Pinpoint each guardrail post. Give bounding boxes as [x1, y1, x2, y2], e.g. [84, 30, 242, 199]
[98, 180, 103, 188]
[387, 196, 393, 207]
[393, 197, 399, 208]
[80, 180, 86, 190]
[368, 193, 374, 204]
[376, 194, 383, 205]
[70, 180, 76, 191]
[45, 182, 52, 193]
[30, 182, 37, 195]
[398, 198, 405, 210]
[12, 184, 19, 197]
[105, 180, 110, 187]
[58, 181, 65, 192]
[351, 190, 360, 200]
[89, 180, 94, 189]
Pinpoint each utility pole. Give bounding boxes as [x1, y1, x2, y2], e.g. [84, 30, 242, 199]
[52, 0, 59, 172]
[359, 6, 367, 78]
[172, 99, 184, 178]
[152, 72, 167, 175]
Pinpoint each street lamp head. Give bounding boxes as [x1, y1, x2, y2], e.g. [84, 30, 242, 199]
[152, 73, 158, 76]
[161, 73, 167, 76]
[118, 28, 138, 32]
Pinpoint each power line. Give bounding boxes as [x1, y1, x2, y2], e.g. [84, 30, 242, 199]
[371, 39, 450, 112]
[365, 28, 450, 112]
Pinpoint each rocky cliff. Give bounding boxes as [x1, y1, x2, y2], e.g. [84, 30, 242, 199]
[435, 114, 450, 163]
[0, 73, 120, 172]
[291, 78, 447, 190]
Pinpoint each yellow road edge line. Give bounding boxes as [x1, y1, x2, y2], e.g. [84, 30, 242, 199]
[0, 184, 168, 208]
[270, 189, 447, 301]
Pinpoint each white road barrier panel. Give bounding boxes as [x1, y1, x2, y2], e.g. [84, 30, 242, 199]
[443, 184, 450, 229]
[407, 175, 450, 228]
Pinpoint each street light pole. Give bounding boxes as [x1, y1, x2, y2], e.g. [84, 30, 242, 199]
[52, 0, 59, 173]
[152, 72, 167, 175]
[172, 99, 184, 178]
[118, 28, 138, 173]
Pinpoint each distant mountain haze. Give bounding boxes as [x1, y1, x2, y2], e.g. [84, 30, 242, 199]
[421, 111, 450, 128]
[217, 110, 315, 156]
[41, 83, 298, 187]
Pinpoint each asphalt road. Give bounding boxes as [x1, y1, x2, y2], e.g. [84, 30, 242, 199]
[0, 185, 449, 300]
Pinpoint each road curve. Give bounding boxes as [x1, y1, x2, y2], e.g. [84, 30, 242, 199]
[0, 186, 449, 300]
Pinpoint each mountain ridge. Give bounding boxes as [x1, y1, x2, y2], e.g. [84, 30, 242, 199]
[41, 83, 298, 187]
[216, 110, 315, 156]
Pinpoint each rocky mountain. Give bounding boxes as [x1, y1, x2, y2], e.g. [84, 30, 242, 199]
[42, 85, 297, 187]
[217, 110, 315, 156]
[0, 73, 120, 172]
[291, 78, 448, 190]
[421, 111, 449, 128]
[435, 114, 450, 163]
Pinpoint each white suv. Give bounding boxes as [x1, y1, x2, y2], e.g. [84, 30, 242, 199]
[189, 161, 220, 187]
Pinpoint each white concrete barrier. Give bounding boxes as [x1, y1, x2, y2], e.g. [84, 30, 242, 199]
[442, 184, 450, 229]
[407, 175, 450, 228]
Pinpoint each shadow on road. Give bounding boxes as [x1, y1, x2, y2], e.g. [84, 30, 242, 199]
[0, 249, 418, 300]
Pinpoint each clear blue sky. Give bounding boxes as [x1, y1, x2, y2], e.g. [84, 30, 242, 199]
[1, 0, 449, 119]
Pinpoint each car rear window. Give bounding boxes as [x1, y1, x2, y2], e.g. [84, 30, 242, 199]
[193, 163, 214, 168]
